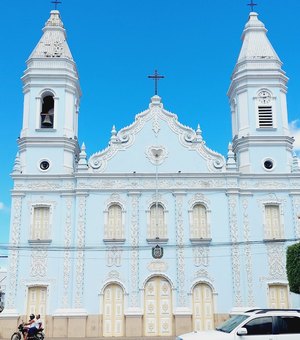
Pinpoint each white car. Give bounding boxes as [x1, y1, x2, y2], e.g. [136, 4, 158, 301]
[177, 309, 300, 340]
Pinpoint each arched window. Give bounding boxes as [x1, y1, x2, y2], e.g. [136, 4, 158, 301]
[190, 204, 210, 240]
[264, 204, 283, 239]
[40, 93, 54, 128]
[104, 204, 124, 240]
[30, 206, 51, 241]
[148, 203, 167, 240]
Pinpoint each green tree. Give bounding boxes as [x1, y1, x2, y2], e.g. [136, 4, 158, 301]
[286, 242, 300, 294]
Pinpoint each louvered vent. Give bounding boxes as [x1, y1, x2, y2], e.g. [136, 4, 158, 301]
[258, 106, 273, 127]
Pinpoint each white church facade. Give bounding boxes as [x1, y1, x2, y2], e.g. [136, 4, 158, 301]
[0, 8, 300, 338]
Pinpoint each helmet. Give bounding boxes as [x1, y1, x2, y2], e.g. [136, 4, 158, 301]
[30, 314, 35, 320]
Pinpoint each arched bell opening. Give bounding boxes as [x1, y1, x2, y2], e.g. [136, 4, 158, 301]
[40, 93, 54, 128]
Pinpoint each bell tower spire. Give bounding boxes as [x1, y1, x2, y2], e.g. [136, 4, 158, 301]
[19, 9, 81, 174]
[227, 11, 294, 174]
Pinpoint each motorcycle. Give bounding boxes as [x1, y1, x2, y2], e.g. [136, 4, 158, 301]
[11, 323, 44, 340]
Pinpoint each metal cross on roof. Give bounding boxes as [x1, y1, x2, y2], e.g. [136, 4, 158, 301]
[51, 0, 62, 10]
[148, 70, 165, 96]
[247, 0, 257, 12]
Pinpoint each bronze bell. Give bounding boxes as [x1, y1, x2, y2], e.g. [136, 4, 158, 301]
[42, 113, 53, 127]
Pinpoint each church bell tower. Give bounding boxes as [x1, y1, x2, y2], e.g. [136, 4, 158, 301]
[18, 10, 81, 175]
[228, 11, 294, 174]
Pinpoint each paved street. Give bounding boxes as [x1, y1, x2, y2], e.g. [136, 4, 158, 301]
[1, 338, 176, 340]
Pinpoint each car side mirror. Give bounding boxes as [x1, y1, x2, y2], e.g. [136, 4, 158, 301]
[237, 327, 248, 336]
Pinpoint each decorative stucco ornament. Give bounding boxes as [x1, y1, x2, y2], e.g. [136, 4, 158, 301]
[145, 145, 168, 165]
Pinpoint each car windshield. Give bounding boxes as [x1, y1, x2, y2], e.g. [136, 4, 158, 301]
[216, 314, 249, 333]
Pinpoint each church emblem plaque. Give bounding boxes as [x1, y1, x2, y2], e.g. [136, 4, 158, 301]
[152, 245, 164, 259]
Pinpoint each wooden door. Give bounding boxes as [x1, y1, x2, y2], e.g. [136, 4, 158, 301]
[144, 277, 172, 336]
[268, 284, 289, 308]
[27, 286, 47, 317]
[103, 284, 124, 337]
[193, 283, 214, 331]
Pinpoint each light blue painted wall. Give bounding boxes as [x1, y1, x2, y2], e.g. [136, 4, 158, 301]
[3, 10, 300, 320]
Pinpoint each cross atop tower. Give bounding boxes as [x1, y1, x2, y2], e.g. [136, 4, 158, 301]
[51, 0, 62, 10]
[148, 70, 165, 96]
[247, 0, 257, 12]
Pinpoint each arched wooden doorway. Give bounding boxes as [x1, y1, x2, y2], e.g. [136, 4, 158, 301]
[103, 284, 124, 337]
[192, 283, 214, 331]
[144, 276, 172, 336]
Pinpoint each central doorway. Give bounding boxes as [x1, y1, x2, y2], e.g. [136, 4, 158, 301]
[144, 276, 172, 336]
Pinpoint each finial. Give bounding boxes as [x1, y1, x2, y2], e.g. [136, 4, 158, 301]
[78, 143, 88, 169]
[51, 0, 62, 10]
[111, 125, 117, 135]
[148, 70, 165, 96]
[195, 124, 203, 142]
[110, 125, 118, 143]
[226, 143, 237, 170]
[13, 152, 21, 173]
[247, 0, 257, 12]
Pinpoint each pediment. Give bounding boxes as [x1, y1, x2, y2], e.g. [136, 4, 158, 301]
[87, 96, 225, 173]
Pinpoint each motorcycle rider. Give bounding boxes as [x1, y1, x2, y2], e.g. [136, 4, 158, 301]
[27, 314, 44, 339]
[23, 314, 35, 340]
[35, 314, 43, 331]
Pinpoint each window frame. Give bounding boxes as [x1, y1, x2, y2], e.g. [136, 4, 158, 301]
[274, 315, 300, 334]
[255, 89, 277, 130]
[103, 203, 125, 243]
[29, 205, 52, 243]
[263, 204, 284, 240]
[40, 91, 55, 129]
[258, 105, 273, 128]
[242, 316, 273, 335]
[146, 202, 168, 243]
[189, 202, 211, 244]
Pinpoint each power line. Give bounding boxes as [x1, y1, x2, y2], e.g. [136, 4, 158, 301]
[0, 238, 298, 252]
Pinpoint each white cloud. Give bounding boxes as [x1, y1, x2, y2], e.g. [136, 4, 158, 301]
[289, 120, 300, 152]
[0, 202, 10, 213]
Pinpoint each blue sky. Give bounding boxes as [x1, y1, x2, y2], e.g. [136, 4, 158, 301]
[1, 0, 300, 266]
